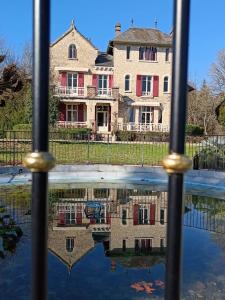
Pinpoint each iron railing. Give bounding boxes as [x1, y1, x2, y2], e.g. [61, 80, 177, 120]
[1, 130, 225, 170]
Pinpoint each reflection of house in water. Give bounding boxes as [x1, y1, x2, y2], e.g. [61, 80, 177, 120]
[48, 187, 168, 270]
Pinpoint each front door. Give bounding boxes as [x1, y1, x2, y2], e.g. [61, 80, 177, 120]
[97, 110, 108, 132]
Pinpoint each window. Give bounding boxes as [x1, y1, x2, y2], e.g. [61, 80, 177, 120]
[165, 48, 169, 61]
[66, 238, 74, 252]
[141, 107, 154, 125]
[135, 239, 152, 253]
[68, 44, 77, 59]
[122, 209, 127, 225]
[122, 240, 126, 252]
[67, 73, 78, 89]
[164, 76, 169, 93]
[125, 75, 130, 91]
[139, 207, 148, 224]
[141, 75, 152, 96]
[139, 47, 157, 61]
[126, 46, 131, 59]
[98, 75, 108, 95]
[160, 238, 165, 251]
[94, 188, 109, 199]
[160, 209, 165, 225]
[67, 104, 78, 122]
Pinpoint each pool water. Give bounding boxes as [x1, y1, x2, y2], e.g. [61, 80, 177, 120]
[0, 183, 225, 300]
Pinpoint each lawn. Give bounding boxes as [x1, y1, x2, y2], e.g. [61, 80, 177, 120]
[0, 140, 198, 166]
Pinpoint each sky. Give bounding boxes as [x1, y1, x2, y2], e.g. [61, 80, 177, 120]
[0, 0, 225, 86]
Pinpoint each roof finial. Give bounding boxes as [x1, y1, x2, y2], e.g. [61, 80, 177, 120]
[131, 18, 134, 27]
[154, 18, 158, 29]
[71, 19, 75, 28]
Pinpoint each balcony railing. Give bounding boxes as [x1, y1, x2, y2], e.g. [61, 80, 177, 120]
[55, 86, 85, 97]
[97, 88, 112, 97]
[141, 91, 153, 97]
[118, 122, 169, 132]
[57, 121, 87, 128]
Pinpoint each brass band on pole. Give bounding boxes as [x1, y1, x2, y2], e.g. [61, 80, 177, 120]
[23, 152, 56, 173]
[162, 153, 192, 174]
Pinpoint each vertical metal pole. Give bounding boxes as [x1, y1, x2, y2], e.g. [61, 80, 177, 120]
[162, 1, 191, 300]
[23, 1, 55, 300]
[32, 1, 50, 300]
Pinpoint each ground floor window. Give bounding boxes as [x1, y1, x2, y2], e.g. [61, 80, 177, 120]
[66, 104, 78, 122]
[135, 238, 152, 253]
[141, 106, 154, 124]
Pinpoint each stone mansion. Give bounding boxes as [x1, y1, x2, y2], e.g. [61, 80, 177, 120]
[51, 21, 173, 133]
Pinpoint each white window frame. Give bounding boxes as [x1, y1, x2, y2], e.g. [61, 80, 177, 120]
[66, 104, 78, 122]
[141, 106, 154, 124]
[139, 206, 149, 224]
[141, 75, 152, 96]
[139, 47, 157, 62]
[67, 72, 78, 89]
[98, 75, 109, 95]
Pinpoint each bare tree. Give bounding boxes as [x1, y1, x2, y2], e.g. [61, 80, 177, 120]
[20, 42, 32, 77]
[211, 49, 225, 94]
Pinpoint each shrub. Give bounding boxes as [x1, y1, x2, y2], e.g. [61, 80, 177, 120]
[186, 124, 204, 136]
[116, 131, 170, 142]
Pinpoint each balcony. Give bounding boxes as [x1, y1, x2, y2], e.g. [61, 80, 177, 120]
[55, 86, 85, 97]
[141, 91, 153, 97]
[118, 123, 169, 132]
[97, 88, 112, 97]
[57, 121, 87, 128]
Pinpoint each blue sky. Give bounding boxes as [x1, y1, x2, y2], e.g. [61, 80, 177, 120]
[1, 0, 225, 86]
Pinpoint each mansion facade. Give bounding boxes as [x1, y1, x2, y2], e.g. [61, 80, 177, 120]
[51, 21, 173, 133]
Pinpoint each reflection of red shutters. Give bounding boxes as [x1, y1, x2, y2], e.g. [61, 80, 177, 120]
[109, 75, 113, 88]
[78, 104, 84, 122]
[136, 75, 142, 96]
[141, 239, 146, 250]
[150, 204, 156, 225]
[108, 106, 111, 131]
[76, 212, 82, 225]
[58, 212, 65, 225]
[153, 76, 159, 97]
[92, 74, 98, 87]
[106, 212, 111, 224]
[133, 204, 139, 225]
[61, 72, 67, 86]
[90, 218, 96, 224]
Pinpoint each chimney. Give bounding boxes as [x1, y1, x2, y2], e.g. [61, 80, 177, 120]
[115, 23, 121, 37]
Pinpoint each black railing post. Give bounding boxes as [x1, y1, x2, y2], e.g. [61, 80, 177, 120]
[23, 1, 55, 300]
[162, 1, 192, 300]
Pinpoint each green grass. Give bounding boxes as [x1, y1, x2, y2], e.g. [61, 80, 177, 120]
[0, 140, 198, 166]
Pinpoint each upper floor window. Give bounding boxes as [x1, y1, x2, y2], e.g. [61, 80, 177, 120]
[165, 48, 169, 61]
[142, 75, 152, 96]
[139, 46, 157, 61]
[160, 208, 165, 225]
[122, 209, 127, 225]
[163, 76, 169, 93]
[126, 46, 131, 60]
[125, 74, 130, 91]
[67, 73, 78, 88]
[68, 44, 77, 59]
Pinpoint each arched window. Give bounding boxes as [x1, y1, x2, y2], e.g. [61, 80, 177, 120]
[164, 76, 169, 92]
[66, 238, 74, 252]
[68, 44, 77, 59]
[125, 74, 130, 91]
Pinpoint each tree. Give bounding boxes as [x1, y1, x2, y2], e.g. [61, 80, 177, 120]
[187, 81, 220, 134]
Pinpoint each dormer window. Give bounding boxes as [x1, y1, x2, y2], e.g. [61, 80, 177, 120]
[68, 44, 77, 59]
[139, 47, 157, 61]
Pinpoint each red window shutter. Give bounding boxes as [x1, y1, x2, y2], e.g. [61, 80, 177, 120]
[78, 73, 84, 87]
[106, 212, 111, 224]
[133, 204, 139, 225]
[150, 204, 156, 225]
[61, 72, 67, 86]
[136, 75, 142, 97]
[109, 75, 113, 88]
[59, 103, 66, 121]
[78, 104, 84, 122]
[153, 76, 159, 97]
[76, 212, 82, 225]
[92, 74, 98, 87]
[90, 218, 96, 224]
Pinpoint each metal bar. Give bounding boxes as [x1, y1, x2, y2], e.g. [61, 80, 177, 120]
[32, 1, 50, 300]
[165, 1, 191, 300]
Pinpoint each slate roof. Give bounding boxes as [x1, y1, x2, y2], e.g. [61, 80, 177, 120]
[111, 28, 172, 46]
[95, 52, 114, 67]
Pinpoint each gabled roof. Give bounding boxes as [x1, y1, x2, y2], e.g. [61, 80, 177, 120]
[51, 20, 98, 50]
[95, 52, 114, 67]
[111, 28, 172, 46]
